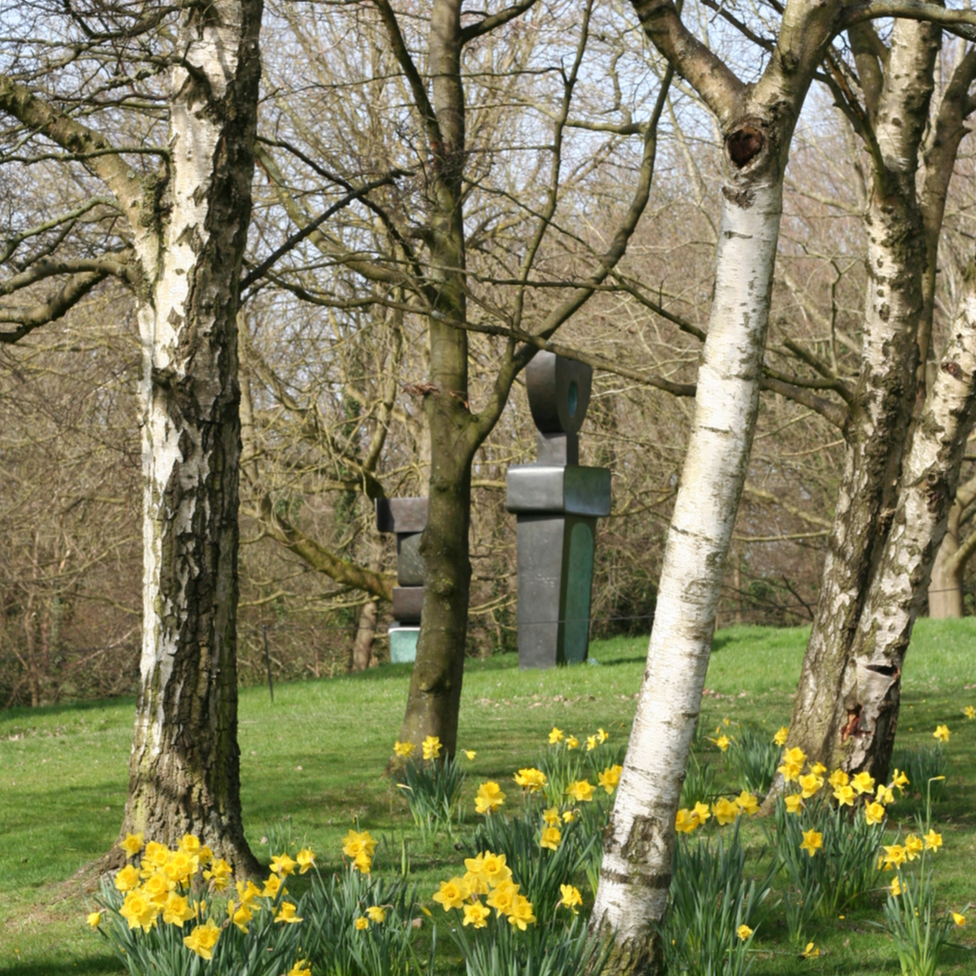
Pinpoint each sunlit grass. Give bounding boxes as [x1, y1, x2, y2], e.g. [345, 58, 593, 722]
[1, 619, 974, 974]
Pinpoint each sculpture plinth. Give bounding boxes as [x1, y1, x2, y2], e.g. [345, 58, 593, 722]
[376, 497, 427, 663]
[506, 353, 610, 668]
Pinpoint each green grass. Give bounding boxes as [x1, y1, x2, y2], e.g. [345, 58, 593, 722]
[1, 620, 975, 975]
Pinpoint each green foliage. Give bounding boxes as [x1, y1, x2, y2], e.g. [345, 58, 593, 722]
[304, 867, 424, 976]
[725, 726, 779, 795]
[680, 750, 716, 808]
[394, 755, 466, 844]
[892, 744, 948, 802]
[444, 914, 607, 976]
[881, 866, 958, 976]
[662, 821, 771, 976]
[764, 794, 883, 916]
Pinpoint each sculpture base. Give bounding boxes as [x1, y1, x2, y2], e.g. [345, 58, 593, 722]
[389, 624, 419, 664]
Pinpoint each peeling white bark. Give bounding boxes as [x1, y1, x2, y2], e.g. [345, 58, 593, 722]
[591, 176, 782, 940]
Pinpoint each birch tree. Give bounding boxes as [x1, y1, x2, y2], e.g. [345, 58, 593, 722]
[590, 1, 976, 970]
[0, 0, 264, 870]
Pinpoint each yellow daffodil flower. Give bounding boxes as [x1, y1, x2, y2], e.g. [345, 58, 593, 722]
[586, 735, 598, 751]
[463, 750, 476, 760]
[833, 784, 856, 807]
[692, 800, 711, 824]
[953, 912, 966, 926]
[486, 879, 519, 917]
[354, 916, 369, 930]
[262, 874, 284, 898]
[713, 735, 731, 752]
[183, 918, 221, 959]
[507, 894, 536, 930]
[271, 853, 297, 876]
[828, 768, 849, 790]
[712, 798, 738, 826]
[800, 829, 823, 857]
[933, 724, 950, 743]
[883, 844, 907, 868]
[114, 865, 141, 892]
[736, 924, 753, 941]
[549, 727, 564, 744]
[799, 773, 823, 798]
[433, 878, 467, 911]
[481, 851, 512, 887]
[162, 893, 194, 927]
[543, 807, 561, 827]
[342, 829, 377, 862]
[802, 942, 819, 958]
[287, 962, 312, 976]
[876, 783, 895, 805]
[904, 834, 924, 860]
[463, 901, 491, 928]
[422, 735, 442, 760]
[513, 768, 547, 792]
[562, 809, 576, 822]
[735, 791, 759, 816]
[864, 801, 886, 826]
[598, 764, 622, 795]
[203, 858, 232, 891]
[923, 829, 942, 850]
[393, 740, 415, 758]
[296, 848, 315, 874]
[559, 884, 583, 913]
[890, 876, 903, 897]
[891, 769, 909, 789]
[119, 890, 158, 932]
[230, 901, 253, 933]
[675, 808, 698, 833]
[964, 706, 976, 720]
[566, 735, 579, 750]
[597, 728, 609, 743]
[851, 771, 875, 794]
[366, 906, 386, 924]
[810, 761, 827, 775]
[120, 833, 144, 857]
[86, 911, 102, 928]
[275, 902, 303, 924]
[565, 780, 595, 802]
[475, 781, 506, 814]
[784, 794, 804, 815]
[773, 726, 789, 746]
[540, 826, 562, 850]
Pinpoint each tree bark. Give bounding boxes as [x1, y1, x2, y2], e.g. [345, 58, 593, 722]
[929, 498, 965, 617]
[117, 0, 264, 874]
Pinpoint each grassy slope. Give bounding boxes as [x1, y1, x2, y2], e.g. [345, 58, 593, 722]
[1, 620, 975, 975]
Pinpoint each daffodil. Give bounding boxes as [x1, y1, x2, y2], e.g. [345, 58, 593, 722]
[162, 893, 194, 927]
[923, 829, 942, 850]
[422, 735, 442, 760]
[296, 848, 315, 874]
[183, 918, 221, 959]
[864, 801, 886, 826]
[785, 794, 804, 815]
[891, 768, 909, 789]
[773, 726, 789, 746]
[833, 784, 855, 807]
[543, 807, 561, 826]
[952, 912, 966, 926]
[735, 791, 759, 815]
[203, 857, 232, 891]
[692, 800, 711, 824]
[475, 781, 506, 814]
[778, 747, 806, 782]
[586, 735, 598, 751]
[876, 783, 895, 805]
[964, 706, 976, 720]
[86, 911, 102, 928]
[119, 890, 158, 932]
[540, 826, 562, 850]
[486, 879, 519, 917]
[354, 916, 370, 930]
[114, 864, 141, 892]
[851, 771, 875, 794]
[904, 834, 924, 860]
[883, 844, 908, 868]
[271, 853, 297, 876]
[799, 772, 823, 798]
[366, 906, 386, 924]
[342, 829, 377, 862]
[933, 724, 950, 743]
[566, 735, 579, 749]
[393, 740, 415, 758]
[229, 901, 253, 933]
[598, 764, 622, 794]
[800, 829, 823, 857]
[565, 779, 595, 802]
[675, 808, 698, 833]
[463, 901, 491, 928]
[262, 873, 284, 897]
[480, 851, 512, 887]
[507, 894, 536, 930]
[433, 878, 467, 911]
[562, 809, 576, 822]
[275, 902, 303, 924]
[513, 767, 547, 792]
[463, 750, 476, 760]
[712, 798, 738, 826]
[597, 728, 609, 743]
[559, 884, 583, 913]
[549, 727, 564, 743]
[889, 876, 903, 897]
[120, 833, 144, 857]
[828, 768, 849, 790]
[714, 734, 731, 752]
[287, 962, 312, 976]
[736, 924, 753, 941]
[802, 942, 819, 958]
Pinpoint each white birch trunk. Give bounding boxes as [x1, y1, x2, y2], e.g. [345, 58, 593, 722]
[118, 0, 263, 872]
[841, 268, 976, 773]
[590, 174, 782, 954]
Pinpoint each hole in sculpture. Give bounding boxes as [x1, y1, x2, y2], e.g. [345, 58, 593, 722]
[567, 381, 578, 418]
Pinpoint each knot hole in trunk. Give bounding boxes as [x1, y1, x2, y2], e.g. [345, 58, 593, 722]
[727, 125, 765, 168]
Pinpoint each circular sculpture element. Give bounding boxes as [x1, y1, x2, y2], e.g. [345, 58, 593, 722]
[525, 351, 592, 434]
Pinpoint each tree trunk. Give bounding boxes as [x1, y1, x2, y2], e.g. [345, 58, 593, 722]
[929, 504, 964, 617]
[591, 136, 785, 973]
[351, 598, 378, 671]
[785, 19, 938, 775]
[117, 0, 264, 874]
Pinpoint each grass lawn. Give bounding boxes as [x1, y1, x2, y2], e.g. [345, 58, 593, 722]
[1, 620, 975, 975]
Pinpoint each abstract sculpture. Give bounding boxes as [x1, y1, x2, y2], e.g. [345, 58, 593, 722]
[375, 497, 427, 663]
[506, 352, 610, 668]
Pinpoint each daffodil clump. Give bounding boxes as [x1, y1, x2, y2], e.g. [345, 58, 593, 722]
[88, 833, 312, 976]
[393, 734, 467, 843]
